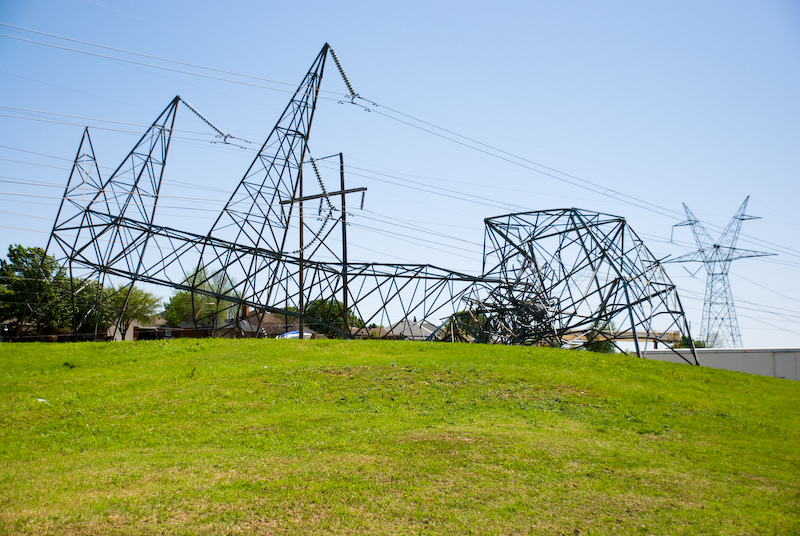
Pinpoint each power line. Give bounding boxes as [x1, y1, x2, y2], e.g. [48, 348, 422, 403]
[2, 29, 796, 342]
[0, 31, 349, 103]
[0, 104, 238, 139]
[0, 224, 47, 234]
[674, 286, 800, 322]
[3, 23, 795, 261]
[0, 158, 70, 171]
[0, 210, 51, 221]
[351, 214, 483, 255]
[348, 98, 800, 261]
[0, 31, 679, 221]
[0, 143, 76, 161]
[350, 99, 684, 218]
[0, 23, 333, 94]
[0, 112, 246, 145]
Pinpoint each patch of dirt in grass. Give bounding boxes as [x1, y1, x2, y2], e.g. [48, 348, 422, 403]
[401, 431, 478, 443]
[737, 473, 786, 494]
[320, 366, 368, 376]
[222, 516, 282, 535]
[3, 510, 137, 536]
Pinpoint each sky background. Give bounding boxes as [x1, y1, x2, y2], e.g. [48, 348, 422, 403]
[1, 0, 798, 347]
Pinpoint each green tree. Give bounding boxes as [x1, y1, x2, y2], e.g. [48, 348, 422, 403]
[305, 298, 363, 338]
[676, 335, 705, 349]
[163, 265, 238, 328]
[438, 310, 488, 343]
[0, 245, 70, 329]
[70, 278, 114, 333]
[163, 291, 193, 327]
[107, 284, 161, 340]
[585, 320, 616, 353]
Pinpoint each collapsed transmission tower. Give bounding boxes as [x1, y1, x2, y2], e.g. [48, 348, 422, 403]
[31, 44, 698, 363]
[41, 98, 179, 338]
[35, 44, 482, 341]
[457, 209, 698, 364]
[669, 197, 772, 348]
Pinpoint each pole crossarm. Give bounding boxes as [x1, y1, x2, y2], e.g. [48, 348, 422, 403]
[279, 187, 367, 205]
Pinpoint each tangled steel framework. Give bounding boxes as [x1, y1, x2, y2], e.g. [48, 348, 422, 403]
[32, 44, 696, 363]
[459, 210, 697, 363]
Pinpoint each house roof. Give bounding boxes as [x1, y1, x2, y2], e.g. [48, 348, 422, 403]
[243, 311, 292, 327]
[218, 318, 261, 333]
[388, 319, 438, 340]
[351, 326, 393, 339]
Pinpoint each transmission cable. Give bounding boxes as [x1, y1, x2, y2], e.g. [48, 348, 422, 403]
[0, 23, 349, 96]
[0, 31, 349, 103]
[3, 23, 793, 259]
[342, 97, 800, 260]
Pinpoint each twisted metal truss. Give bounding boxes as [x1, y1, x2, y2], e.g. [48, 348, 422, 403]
[31, 44, 696, 363]
[35, 44, 478, 340]
[669, 197, 772, 348]
[42, 98, 179, 336]
[455, 210, 698, 363]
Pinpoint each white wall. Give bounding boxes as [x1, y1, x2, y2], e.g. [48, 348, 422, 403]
[107, 320, 137, 341]
[644, 348, 800, 381]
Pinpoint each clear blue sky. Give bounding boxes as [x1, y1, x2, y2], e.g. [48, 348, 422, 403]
[1, 0, 798, 347]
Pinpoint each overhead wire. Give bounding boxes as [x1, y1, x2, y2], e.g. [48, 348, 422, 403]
[346, 221, 480, 262]
[0, 31, 350, 104]
[0, 23, 345, 96]
[0, 111, 253, 148]
[676, 284, 800, 320]
[349, 215, 482, 256]
[0, 25, 656, 227]
[3, 24, 795, 260]
[2, 26, 797, 338]
[355, 210, 481, 248]
[350, 98, 683, 217]
[313, 158, 800, 270]
[2, 22, 796, 260]
[312, 158, 526, 214]
[0, 21, 633, 218]
[4, 142, 799, 273]
[0, 151, 482, 261]
[347, 97, 800, 261]
[0, 103, 250, 143]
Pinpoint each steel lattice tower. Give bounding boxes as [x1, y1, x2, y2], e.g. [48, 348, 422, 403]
[458, 209, 698, 363]
[26, 44, 697, 364]
[669, 197, 772, 348]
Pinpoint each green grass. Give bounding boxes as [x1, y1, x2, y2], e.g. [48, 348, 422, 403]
[0, 339, 797, 535]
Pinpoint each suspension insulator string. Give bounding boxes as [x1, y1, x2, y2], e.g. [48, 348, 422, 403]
[180, 98, 252, 145]
[329, 48, 358, 100]
[309, 157, 334, 210]
[180, 99, 228, 140]
[290, 209, 334, 254]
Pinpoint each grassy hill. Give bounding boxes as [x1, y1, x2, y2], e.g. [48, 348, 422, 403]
[0, 339, 797, 535]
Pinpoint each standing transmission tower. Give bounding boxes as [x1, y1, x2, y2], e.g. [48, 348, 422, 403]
[669, 197, 773, 348]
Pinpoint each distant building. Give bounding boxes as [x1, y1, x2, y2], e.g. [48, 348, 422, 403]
[350, 326, 392, 340]
[389, 319, 438, 341]
[349, 319, 437, 341]
[132, 317, 212, 340]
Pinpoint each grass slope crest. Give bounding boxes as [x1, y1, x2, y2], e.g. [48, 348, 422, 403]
[1, 339, 797, 535]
